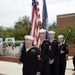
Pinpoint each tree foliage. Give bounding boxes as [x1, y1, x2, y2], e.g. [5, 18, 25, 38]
[48, 22, 75, 44]
[49, 21, 57, 31]
[13, 16, 31, 40]
[0, 15, 75, 44]
[57, 24, 75, 43]
[0, 16, 31, 40]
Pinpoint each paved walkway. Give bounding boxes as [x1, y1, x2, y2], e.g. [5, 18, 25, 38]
[0, 73, 6, 75]
[0, 56, 75, 75]
[0, 61, 22, 75]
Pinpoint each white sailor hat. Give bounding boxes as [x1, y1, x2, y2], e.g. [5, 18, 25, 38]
[49, 31, 55, 34]
[58, 35, 64, 38]
[39, 29, 46, 33]
[24, 35, 34, 40]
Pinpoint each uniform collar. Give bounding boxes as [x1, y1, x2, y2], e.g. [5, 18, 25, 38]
[50, 39, 55, 43]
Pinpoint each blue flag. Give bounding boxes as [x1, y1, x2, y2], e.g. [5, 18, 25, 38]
[42, 0, 49, 39]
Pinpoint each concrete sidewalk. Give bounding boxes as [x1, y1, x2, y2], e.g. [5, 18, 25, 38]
[0, 61, 22, 75]
[0, 57, 75, 75]
[66, 58, 75, 75]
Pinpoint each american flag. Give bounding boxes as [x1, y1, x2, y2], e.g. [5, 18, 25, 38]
[30, 0, 41, 48]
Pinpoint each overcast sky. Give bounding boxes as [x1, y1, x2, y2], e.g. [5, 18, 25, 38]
[0, 0, 75, 28]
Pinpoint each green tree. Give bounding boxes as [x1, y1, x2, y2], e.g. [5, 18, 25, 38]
[49, 21, 57, 31]
[57, 24, 75, 43]
[1, 16, 75, 44]
[13, 16, 31, 40]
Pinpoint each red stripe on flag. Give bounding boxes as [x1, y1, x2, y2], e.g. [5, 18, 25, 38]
[30, 0, 41, 48]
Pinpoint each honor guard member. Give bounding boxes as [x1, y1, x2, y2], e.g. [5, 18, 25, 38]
[48, 31, 60, 75]
[19, 35, 42, 75]
[39, 29, 46, 44]
[58, 35, 69, 75]
[39, 29, 50, 75]
[73, 55, 75, 71]
[73, 45, 75, 71]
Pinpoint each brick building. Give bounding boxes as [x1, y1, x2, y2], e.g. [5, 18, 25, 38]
[57, 13, 75, 56]
[57, 13, 75, 29]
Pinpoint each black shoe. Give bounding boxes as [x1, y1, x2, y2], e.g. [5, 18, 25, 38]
[72, 69, 75, 71]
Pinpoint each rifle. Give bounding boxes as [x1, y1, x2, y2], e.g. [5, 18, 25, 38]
[63, 30, 71, 44]
[60, 30, 71, 51]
